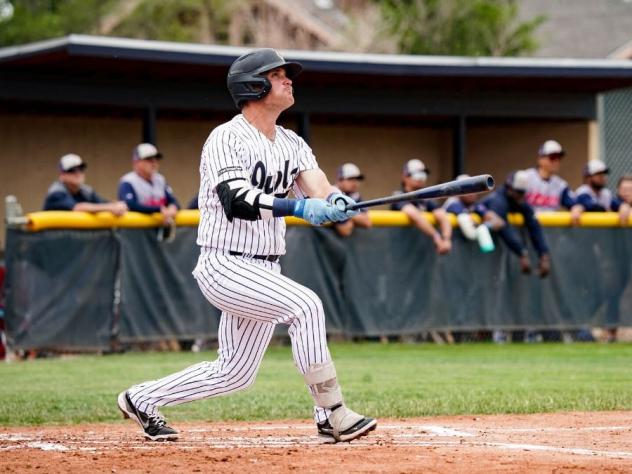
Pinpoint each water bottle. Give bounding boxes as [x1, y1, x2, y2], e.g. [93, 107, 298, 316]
[456, 213, 477, 240]
[476, 224, 495, 253]
[5, 195, 27, 225]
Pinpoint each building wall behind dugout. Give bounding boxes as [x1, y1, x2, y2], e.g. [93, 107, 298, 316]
[0, 112, 590, 250]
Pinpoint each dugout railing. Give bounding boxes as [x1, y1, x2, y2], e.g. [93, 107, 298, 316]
[4, 210, 632, 351]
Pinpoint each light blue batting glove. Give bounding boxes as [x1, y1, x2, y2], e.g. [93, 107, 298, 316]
[294, 199, 337, 226]
[327, 192, 360, 220]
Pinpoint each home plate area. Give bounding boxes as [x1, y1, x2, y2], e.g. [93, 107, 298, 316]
[1, 411, 631, 473]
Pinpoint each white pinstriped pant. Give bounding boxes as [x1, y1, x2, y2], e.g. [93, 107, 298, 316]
[128, 250, 332, 422]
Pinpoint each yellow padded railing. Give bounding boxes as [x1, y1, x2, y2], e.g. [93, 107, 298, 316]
[23, 210, 632, 232]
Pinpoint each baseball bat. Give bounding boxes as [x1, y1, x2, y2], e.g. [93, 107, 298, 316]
[338, 174, 494, 211]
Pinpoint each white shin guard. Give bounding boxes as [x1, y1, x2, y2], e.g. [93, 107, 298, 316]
[303, 360, 343, 408]
[304, 361, 367, 441]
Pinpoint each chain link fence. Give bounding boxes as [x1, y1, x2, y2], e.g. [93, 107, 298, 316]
[600, 87, 632, 192]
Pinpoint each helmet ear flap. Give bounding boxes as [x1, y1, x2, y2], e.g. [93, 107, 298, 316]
[249, 76, 272, 100]
[233, 75, 272, 109]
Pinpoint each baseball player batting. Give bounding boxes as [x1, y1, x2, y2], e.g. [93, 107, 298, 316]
[117, 48, 377, 443]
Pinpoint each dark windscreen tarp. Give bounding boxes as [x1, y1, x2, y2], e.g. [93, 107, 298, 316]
[5, 225, 632, 349]
[117, 227, 220, 342]
[4, 228, 117, 350]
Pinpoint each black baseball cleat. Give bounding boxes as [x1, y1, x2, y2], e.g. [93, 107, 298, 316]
[317, 416, 377, 444]
[117, 391, 178, 441]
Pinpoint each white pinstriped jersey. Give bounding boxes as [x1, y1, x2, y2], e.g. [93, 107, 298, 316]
[197, 114, 317, 255]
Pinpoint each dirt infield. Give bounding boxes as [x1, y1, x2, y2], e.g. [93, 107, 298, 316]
[1, 411, 631, 473]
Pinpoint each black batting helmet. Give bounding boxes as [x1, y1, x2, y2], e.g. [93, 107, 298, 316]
[227, 48, 302, 109]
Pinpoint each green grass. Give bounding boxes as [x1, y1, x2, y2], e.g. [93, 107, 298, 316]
[1, 342, 631, 426]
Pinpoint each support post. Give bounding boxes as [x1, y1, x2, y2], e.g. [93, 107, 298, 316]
[143, 106, 157, 144]
[453, 115, 466, 178]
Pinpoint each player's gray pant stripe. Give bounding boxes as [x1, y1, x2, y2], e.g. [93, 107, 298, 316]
[208, 254, 327, 370]
[201, 258, 299, 318]
[131, 315, 275, 410]
[209, 253, 328, 372]
[205, 254, 325, 368]
[162, 321, 274, 404]
[205, 256, 318, 372]
[131, 314, 241, 409]
[128, 253, 329, 414]
[229, 255, 327, 369]
[135, 320, 272, 407]
[155, 319, 270, 402]
[196, 272, 283, 321]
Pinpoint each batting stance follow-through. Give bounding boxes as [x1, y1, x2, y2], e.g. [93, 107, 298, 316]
[117, 48, 377, 443]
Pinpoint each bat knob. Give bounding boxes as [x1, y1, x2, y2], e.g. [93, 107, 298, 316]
[333, 197, 347, 212]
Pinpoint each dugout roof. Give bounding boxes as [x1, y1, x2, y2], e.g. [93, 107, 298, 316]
[3, 34, 632, 121]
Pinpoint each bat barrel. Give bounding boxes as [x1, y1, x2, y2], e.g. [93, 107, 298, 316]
[345, 174, 494, 211]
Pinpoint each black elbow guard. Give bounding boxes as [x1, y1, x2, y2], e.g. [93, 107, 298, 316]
[216, 180, 260, 222]
[216, 181, 235, 221]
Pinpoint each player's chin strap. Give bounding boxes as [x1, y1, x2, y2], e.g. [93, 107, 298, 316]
[304, 360, 365, 441]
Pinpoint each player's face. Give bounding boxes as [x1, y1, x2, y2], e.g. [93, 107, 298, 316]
[60, 166, 86, 189]
[539, 154, 562, 174]
[337, 178, 361, 194]
[588, 172, 607, 189]
[403, 175, 425, 192]
[618, 180, 632, 203]
[264, 67, 294, 110]
[134, 157, 159, 179]
[461, 193, 478, 206]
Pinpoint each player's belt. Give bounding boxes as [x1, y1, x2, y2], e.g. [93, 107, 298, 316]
[229, 251, 280, 263]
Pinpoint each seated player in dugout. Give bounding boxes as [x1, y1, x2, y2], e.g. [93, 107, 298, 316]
[118, 143, 180, 224]
[575, 160, 631, 225]
[523, 139, 584, 225]
[617, 175, 632, 209]
[333, 163, 372, 237]
[391, 159, 452, 255]
[43, 153, 128, 215]
[480, 170, 551, 278]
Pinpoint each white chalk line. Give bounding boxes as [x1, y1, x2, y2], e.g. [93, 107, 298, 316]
[190, 425, 473, 437]
[5, 439, 631, 459]
[2, 424, 632, 460]
[477, 426, 632, 433]
[479, 441, 632, 459]
[0, 441, 69, 452]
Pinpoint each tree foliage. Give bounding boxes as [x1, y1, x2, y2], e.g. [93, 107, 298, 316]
[0, 0, 544, 57]
[0, 0, 113, 46]
[0, 0, 238, 47]
[379, 0, 545, 56]
[110, 0, 238, 44]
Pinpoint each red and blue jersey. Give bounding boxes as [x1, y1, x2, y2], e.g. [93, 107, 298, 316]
[118, 171, 179, 213]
